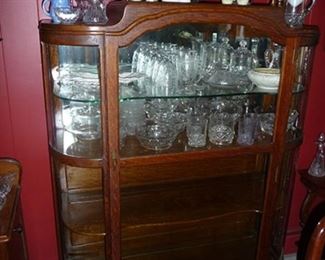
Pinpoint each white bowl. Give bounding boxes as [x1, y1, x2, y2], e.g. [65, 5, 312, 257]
[248, 68, 280, 90]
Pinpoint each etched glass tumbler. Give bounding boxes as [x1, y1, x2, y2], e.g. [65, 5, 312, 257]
[208, 113, 235, 145]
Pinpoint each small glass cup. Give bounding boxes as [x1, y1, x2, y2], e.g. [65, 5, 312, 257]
[186, 115, 208, 148]
[136, 121, 177, 151]
[237, 113, 258, 146]
[208, 113, 235, 145]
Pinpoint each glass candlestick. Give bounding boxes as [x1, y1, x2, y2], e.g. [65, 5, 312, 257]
[308, 132, 325, 177]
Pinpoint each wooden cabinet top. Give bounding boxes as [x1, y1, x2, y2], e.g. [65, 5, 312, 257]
[39, 2, 319, 46]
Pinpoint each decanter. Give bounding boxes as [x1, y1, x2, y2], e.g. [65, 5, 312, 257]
[82, 0, 108, 25]
[308, 132, 325, 177]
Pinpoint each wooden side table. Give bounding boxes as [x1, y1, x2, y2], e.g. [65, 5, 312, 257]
[0, 158, 28, 260]
[299, 169, 325, 226]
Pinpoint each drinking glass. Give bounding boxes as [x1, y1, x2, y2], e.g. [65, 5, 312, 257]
[120, 100, 145, 136]
[237, 113, 258, 145]
[186, 114, 208, 148]
[177, 48, 199, 93]
[208, 113, 235, 145]
[153, 57, 177, 96]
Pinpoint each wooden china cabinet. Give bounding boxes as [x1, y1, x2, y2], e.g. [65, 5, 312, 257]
[39, 2, 319, 260]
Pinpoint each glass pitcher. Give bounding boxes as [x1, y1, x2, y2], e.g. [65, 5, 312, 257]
[264, 42, 282, 69]
[41, 0, 71, 23]
[284, 0, 317, 28]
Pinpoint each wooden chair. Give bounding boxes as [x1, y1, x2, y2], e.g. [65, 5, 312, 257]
[297, 201, 325, 260]
[306, 215, 325, 260]
[0, 158, 28, 260]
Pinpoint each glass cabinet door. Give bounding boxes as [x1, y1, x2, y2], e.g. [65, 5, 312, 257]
[117, 23, 295, 259]
[43, 44, 105, 259]
[117, 24, 303, 158]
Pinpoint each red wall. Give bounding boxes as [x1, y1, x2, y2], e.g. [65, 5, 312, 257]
[285, 0, 325, 253]
[0, 1, 58, 259]
[0, 1, 323, 259]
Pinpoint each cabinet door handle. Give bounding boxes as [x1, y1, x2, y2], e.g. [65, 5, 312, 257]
[111, 151, 117, 168]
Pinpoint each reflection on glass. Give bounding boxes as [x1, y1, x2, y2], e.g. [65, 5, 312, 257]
[50, 45, 102, 158]
[294, 46, 313, 92]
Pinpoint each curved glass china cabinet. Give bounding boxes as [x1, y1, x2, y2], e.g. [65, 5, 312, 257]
[39, 2, 319, 260]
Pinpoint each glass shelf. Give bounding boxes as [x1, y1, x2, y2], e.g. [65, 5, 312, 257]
[119, 82, 305, 101]
[52, 129, 102, 159]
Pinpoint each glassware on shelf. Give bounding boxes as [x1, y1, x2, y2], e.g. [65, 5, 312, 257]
[210, 99, 243, 121]
[120, 100, 146, 136]
[82, 0, 108, 25]
[76, 0, 93, 15]
[264, 42, 282, 69]
[208, 112, 236, 146]
[308, 133, 325, 177]
[284, 0, 316, 28]
[248, 68, 280, 91]
[54, 7, 81, 24]
[135, 120, 178, 151]
[41, 0, 71, 23]
[65, 102, 101, 141]
[237, 113, 258, 146]
[217, 37, 234, 71]
[52, 63, 100, 101]
[186, 113, 208, 148]
[229, 39, 257, 84]
[258, 109, 299, 136]
[177, 48, 200, 93]
[204, 38, 255, 93]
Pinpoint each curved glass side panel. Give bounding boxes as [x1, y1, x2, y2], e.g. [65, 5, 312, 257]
[288, 46, 315, 141]
[47, 45, 102, 158]
[118, 24, 288, 157]
[293, 46, 314, 93]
